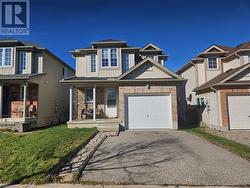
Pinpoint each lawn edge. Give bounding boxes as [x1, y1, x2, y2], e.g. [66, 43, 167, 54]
[45, 129, 99, 183]
[185, 128, 250, 161]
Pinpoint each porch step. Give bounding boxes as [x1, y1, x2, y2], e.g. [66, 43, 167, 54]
[67, 119, 121, 135]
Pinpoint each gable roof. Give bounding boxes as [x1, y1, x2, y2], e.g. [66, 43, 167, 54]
[141, 43, 162, 51]
[118, 57, 183, 80]
[177, 41, 250, 74]
[91, 39, 127, 45]
[194, 63, 250, 93]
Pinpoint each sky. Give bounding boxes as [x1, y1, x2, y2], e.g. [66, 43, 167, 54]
[2, 0, 250, 71]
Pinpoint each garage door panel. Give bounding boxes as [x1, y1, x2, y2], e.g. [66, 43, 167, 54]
[228, 95, 250, 130]
[127, 95, 172, 129]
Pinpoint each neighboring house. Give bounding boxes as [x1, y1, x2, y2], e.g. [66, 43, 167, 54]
[177, 42, 250, 130]
[61, 39, 185, 132]
[0, 38, 74, 132]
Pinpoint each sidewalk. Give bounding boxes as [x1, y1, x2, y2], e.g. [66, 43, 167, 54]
[0, 184, 247, 188]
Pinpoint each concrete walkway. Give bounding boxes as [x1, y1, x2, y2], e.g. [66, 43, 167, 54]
[0, 184, 247, 188]
[81, 130, 250, 186]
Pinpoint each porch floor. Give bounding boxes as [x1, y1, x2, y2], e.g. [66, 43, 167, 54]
[67, 118, 121, 135]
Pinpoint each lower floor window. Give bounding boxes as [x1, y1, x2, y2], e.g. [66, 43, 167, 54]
[107, 89, 116, 107]
[85, 88, 93, 102]
[197, 97, 205, 108]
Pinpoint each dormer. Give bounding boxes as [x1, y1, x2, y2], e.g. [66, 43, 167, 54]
[139, 43, 168, 65]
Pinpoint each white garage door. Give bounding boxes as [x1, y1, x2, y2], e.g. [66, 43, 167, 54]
[228, 95, 250, 130]
[126, 95, 173, 129]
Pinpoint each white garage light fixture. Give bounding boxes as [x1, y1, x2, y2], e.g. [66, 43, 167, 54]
[146, 83, 151, 90]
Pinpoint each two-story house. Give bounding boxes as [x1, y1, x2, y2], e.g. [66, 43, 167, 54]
[177, 42, 250, 131]
[61, 39, 185, 133]
[0, 38, 74, 132]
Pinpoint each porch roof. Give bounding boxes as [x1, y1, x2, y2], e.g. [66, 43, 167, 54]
[0, 73, 46, 81]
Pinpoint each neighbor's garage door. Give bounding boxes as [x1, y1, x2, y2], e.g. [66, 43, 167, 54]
[126, 95, 173, 129]
[228, 95, 250, 129]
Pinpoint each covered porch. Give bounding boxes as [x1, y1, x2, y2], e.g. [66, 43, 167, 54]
[67, 83, 121, 133]
[0, 81, 39, 132]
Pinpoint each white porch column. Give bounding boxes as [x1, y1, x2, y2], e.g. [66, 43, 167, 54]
[69, 85, 73, 122]
[0, 84, 3, 118]
[23, 84, 27, 121]
[93, 85, 96, 120]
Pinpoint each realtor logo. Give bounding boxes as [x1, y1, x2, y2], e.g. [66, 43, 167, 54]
[0, 0, 30, 35]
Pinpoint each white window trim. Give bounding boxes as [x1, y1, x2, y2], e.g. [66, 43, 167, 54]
[85, 88, 93, 103]
[122, 53, 130, 72]
[101, 48, 118, 68]
[0, 47, 13, 67]
[19, 51, 27, 72]
[207, 57, 219, 70]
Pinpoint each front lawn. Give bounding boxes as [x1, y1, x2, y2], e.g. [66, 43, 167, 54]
[0, 125, 97, 184]
[186, 127, 250, 161]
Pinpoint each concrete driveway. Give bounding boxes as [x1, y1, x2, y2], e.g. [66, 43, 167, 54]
[81, 130, 250, 186]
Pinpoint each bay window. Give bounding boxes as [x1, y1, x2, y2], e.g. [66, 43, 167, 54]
[101, 48, 118, 68]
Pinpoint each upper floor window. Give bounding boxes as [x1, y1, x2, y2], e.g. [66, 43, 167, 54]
[101, 48, 118, 68]
[0, 48, 12, 67]
[110, 49, 117, 67]
[208, 57, 218, 69]
[90, 54, 96, 72]
[248, 54, 250, 63]
[63, 67, 68, 78]
[122, 53, 129, 72]
[19, 51, 27, 71]
[5, 48, 12, 66]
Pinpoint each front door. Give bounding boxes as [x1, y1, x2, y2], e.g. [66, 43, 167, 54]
[105, 88, 117, 118]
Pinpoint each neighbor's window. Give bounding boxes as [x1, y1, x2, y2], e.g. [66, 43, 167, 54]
[5, 48, 12, 66]
[90, 54, 96, 72]
[107, 89, 117, 107]
[208, 57, 218, 69]
[63, 67, 68, 78]
[197, 98, 205, 108]
[101, 48, 118, 67]
[0, 48, 12, 67]
[101, 49, 109, 67]
[248, 54, 250, 63]
[85, 88, 93, 102]
[122, 53, 129, 72]
[19, 51, 27, 71]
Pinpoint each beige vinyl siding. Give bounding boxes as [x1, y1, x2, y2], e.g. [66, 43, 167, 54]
[223, 58, 241, 72]
[197, 62, 206, 86]
[31, 52, 74, 127]
[76, 56, 87, 77]
[198, 91, 221, 129]
[124, 62, 172, 79]
[181, 65, 197, 105]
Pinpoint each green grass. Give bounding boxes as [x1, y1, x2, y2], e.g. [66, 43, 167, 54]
[0, 125, 97, 184]
[186, 127, 250, 161]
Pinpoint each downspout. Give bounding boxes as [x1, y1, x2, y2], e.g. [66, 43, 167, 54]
[210, 86, 222, 129]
